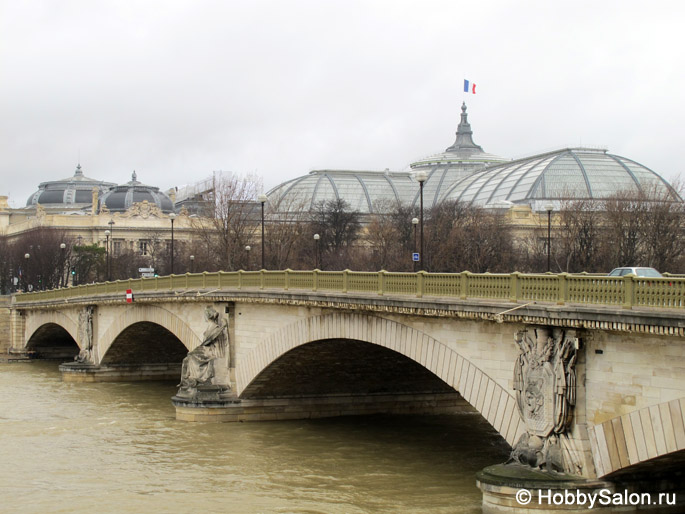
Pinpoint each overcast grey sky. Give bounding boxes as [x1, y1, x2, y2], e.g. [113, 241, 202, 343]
[2, 0, 683, 207]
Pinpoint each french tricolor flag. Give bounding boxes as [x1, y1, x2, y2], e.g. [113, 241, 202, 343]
[464, 79, 476, 94]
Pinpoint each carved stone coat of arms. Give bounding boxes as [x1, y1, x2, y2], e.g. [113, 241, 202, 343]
[509, 326, 581, 474]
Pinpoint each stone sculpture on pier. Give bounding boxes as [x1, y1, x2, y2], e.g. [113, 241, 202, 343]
[509, 326, 582, 474]
[74, 306, 94, 364]
[176, 305, 231, 400]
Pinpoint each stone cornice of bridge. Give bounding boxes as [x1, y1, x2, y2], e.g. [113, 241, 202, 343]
[13, 288, 685, 337]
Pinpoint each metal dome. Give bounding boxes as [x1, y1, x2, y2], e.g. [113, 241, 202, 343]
[440, 147, 680, 209]
[99, 171, 174, 213]
[266, 169, 418, 214]
[408, 102, 507, 209]
[26, 164, 116, 209]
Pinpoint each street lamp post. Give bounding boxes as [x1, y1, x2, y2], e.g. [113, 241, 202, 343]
[169, 213, 176, 275]
[104, 230, 110, 281]
[23, 253, 30, 291]
[258, 194, 267, 270]
[189, 254, 195, 274]
[313, 234, 320, 269]
[60, 243, 66, 287]
[108, 219, 115, 279]
[544, 204, 554, 272]
[411, 217, 419, 272]
[415, 171, 428, 271]
[245, 245, 251, 270]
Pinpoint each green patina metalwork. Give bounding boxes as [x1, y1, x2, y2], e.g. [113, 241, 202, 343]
[13, 270, 685, 310]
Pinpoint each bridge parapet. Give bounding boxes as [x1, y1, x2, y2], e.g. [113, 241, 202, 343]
[13, 269, 685, 310]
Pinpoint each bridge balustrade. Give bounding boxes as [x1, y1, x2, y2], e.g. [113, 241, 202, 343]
[13, 270, 685, 310]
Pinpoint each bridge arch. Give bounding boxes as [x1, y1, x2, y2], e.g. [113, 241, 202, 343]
[24, 310, 80, 359]
[25, 310, 79, 348]
[589, 397, 685, 477]
[237, 312, 524, 446]
[98, 304, 201, 363]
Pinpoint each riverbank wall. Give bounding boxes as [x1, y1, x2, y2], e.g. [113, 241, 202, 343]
[0, 296, 10, 359]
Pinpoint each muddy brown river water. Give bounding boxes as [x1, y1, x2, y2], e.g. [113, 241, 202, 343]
[0, 361, 509, 513]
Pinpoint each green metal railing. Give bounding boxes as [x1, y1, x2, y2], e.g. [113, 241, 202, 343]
[13, 270, 685, 310]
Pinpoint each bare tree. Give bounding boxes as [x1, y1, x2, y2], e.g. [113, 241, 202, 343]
[638, 184, 685, 272]
[10, 228, 73, 290]
[306, 198, 361, 270]
[602, 191, 646, 268]
[425, 200, 513, 273]
[192, 172, 262, 271]
[363, 199, 409, 271]
[555, 198, 603, 273]
[263, 193, 310, 270]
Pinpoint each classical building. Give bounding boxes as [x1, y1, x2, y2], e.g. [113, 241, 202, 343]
[0, 166, 196, 284]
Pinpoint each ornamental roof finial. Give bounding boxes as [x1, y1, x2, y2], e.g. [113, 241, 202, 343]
[445, 102, 484, 154]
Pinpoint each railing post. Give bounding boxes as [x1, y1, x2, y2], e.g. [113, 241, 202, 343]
[623, 273, 635, 309]
[378, 270, 385, 295]
[284, 269, 290, 291]
[313, 269, 318, 292]
[417, 270, 425, 298]
[343, 269, 349, 293]
[202, 272, 207, 289]
[217, 271, 222, 289]
[557, 273, 568, 305]
[260, 269, 265, 290]
[238, 270, 243, 290]
[509, 271, 520, 302]
[460, 271, 470, 300]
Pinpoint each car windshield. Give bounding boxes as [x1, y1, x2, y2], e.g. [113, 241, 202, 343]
[608, 268, 662, 277]
[635, 268, 662, 278]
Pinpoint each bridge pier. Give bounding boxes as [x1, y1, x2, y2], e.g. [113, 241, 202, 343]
[477, 463, 683, 513]
[59, 362, 182, 382]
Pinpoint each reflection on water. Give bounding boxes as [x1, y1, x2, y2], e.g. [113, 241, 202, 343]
[0, 361, 509, 513]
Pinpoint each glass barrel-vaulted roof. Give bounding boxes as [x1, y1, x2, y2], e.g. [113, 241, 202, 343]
[266, 169, 418, 214]
[440, 148, 680, 209]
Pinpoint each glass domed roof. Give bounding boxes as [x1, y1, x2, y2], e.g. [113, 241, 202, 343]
[26, 164, 116, 209]
[440, 147, 680, 209]
[99, 171, 174, 213]
[266, 169, 418, 214]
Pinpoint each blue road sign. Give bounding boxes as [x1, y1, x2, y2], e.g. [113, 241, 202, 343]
[412, 252, 420, 262]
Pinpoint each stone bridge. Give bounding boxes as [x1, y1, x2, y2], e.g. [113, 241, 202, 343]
[7, 270, 685, 510]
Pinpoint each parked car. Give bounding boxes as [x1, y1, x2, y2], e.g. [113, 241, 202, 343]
[608, 267, 663, 278]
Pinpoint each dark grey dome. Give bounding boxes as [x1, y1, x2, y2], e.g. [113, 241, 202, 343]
[99, 171, 174, 213]
[26, 164, 116, 208]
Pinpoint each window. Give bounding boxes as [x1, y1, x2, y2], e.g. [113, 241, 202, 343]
[139, 240, 149, 256]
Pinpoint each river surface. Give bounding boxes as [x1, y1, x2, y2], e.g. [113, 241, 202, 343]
[0, 361, 509, 513]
